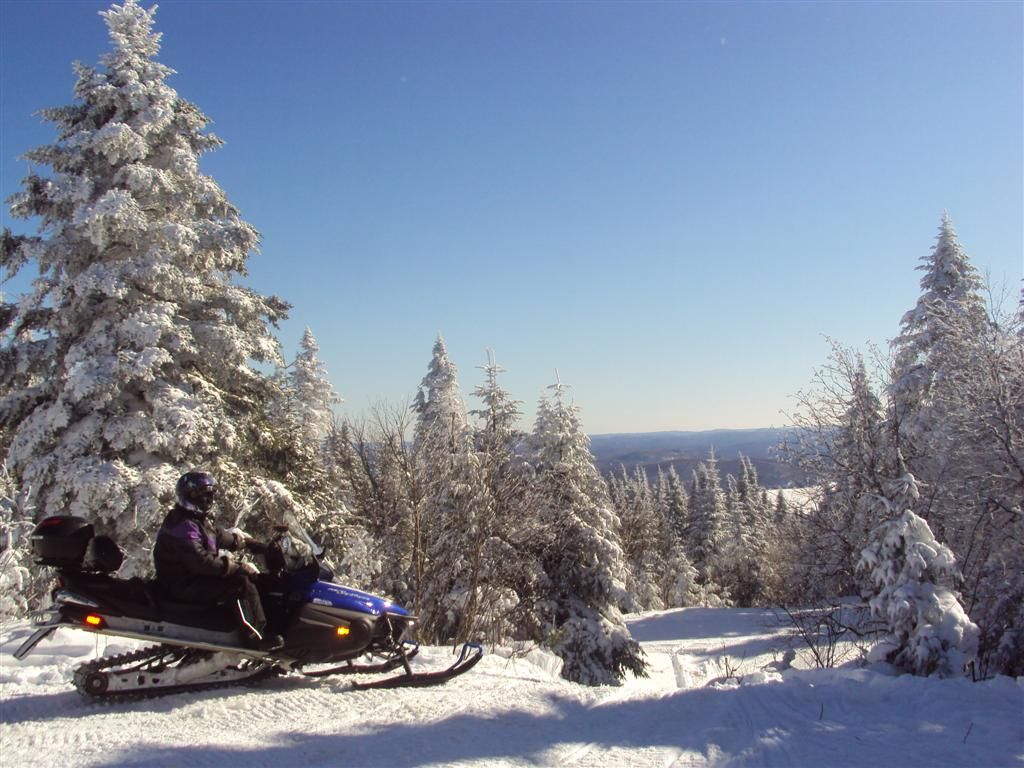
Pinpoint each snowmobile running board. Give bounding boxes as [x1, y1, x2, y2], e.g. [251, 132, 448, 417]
[351, 642, 483, 690]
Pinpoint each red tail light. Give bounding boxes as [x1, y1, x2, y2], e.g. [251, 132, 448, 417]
[84, 614, 105, 628]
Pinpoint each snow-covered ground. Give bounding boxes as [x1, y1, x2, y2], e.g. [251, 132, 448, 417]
[1, 607, 1021, 767]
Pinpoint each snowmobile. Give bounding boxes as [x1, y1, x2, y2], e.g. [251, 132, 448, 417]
[13, 515, 482, 700]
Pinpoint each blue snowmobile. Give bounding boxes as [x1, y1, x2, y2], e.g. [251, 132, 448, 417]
[14, 516, 482, 700]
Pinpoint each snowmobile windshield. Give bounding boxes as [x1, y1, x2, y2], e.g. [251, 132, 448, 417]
[272, 510, 324, 558]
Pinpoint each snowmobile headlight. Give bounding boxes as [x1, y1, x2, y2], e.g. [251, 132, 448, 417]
[84, 614, 105, 628]
[336, 626, 350, 638]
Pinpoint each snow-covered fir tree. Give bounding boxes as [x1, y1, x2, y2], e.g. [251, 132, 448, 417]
[0, 0, 288, 573]
[687, 451, 728, 593]
[890, 214, 988, 456]
[783, 343, 895, 604]
[886, 218, 1023, 676]
[466, 350, 532, 645]
[719, 456, 771, 606]
[656, 465, 689, 542]
[612, 466, 666, 611]
[250, 330, 347, 558]
[413, 336, 466, 455]
[411, 336, 491, 641]
[528, 376, 646, 685]
[613, 464, 702, 610]
[859, 467, 978, 677]
[287, 327, 340, 449]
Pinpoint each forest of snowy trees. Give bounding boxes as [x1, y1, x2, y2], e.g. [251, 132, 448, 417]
[1, 0, 1021, 684]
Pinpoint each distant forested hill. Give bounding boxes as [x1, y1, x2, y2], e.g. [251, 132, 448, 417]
[588, 428, 806, 489]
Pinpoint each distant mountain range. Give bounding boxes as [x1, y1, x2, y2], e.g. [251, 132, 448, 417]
[587, 428, 807, 489]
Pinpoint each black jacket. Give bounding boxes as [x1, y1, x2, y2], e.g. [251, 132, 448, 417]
[153, 504, 242, 586]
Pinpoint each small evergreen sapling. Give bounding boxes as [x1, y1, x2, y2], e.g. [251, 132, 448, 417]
[859, 471, 978, 677]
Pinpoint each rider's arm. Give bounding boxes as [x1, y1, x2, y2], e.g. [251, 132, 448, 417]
[157, 518, 237, 578]
[216, 527, 244, 552]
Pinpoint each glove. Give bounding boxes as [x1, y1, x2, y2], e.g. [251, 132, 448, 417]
[224, 527, 252, 550]
[238, 560, 260, 577]
[245, 539, 268, 555]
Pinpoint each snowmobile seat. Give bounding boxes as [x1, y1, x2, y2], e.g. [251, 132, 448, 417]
[59, 572, 163, 621]
[147, 582, 240, 633]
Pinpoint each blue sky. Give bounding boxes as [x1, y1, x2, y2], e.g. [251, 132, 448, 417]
[2, 0, 1021, 434]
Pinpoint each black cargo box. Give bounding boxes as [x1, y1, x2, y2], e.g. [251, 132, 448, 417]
[31, 515, 95, 567]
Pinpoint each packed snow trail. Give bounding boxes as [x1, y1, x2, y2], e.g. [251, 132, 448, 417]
[2, 608, 1021, 767]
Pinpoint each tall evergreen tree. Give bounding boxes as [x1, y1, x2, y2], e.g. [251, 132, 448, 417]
[656, 465, 689, 542]
[720, 456, 771, 606]
[891, 214, 988, 454]
[467, 350, 532, 644]
[0, 0, 288, 573]
[528, 377, 646, 685]
[411, 336, 489, 640]
[688, 451, 728, 590]
[287, 327, 340, 448]
[413, 335, 466, 454]
[887, 218, 1022, 675]
[614, 466, 666, 611]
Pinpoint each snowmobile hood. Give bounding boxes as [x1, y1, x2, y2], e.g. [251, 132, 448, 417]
[306, 581, 409, 617]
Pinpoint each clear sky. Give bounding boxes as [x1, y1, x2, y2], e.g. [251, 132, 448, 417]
[1, 0, 1022, 434]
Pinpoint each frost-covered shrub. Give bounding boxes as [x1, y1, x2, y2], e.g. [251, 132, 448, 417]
[661, 545, 701, 608]
[0, 473, 45, 618]
[975, 565, 1024, 679]
[860, 508, 978, 677]
[550, 604, 647, 686]
[335, 523, 383, 592]
[0, 517, 35, 618]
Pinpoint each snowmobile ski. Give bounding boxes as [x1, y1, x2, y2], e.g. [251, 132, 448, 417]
[301, 642, 420, 678]
[351, 642, 484, 690]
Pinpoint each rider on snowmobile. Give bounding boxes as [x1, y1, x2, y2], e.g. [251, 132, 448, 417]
[153, 471, 282, 651]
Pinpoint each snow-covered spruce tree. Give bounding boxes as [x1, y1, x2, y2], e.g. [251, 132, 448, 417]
[607, 466, 700, 610]
[412, 336, 491, 641]
[890, 214, 988, 460]
[466, 350, 533, 645]
[782, 342, 894, 604]
[651, 466, 701, 607]
[0, 0, 288, 574]
[528, 377, 646, 685]
[687, 451, 729, 594]
[252, 327, 347, 557]
[719, 456, 771, 607]
[859, 468, 978, 677]
[887, 218, 1022, 676]
[322, 419, 366, 513]
[316, 419, 384, 592]
[613, 466, 668, 611]
[656, 465, 689, 542]
[288, 327, 340, 449]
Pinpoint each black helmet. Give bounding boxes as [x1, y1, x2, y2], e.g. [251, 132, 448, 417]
[176, 471, 217, 513]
